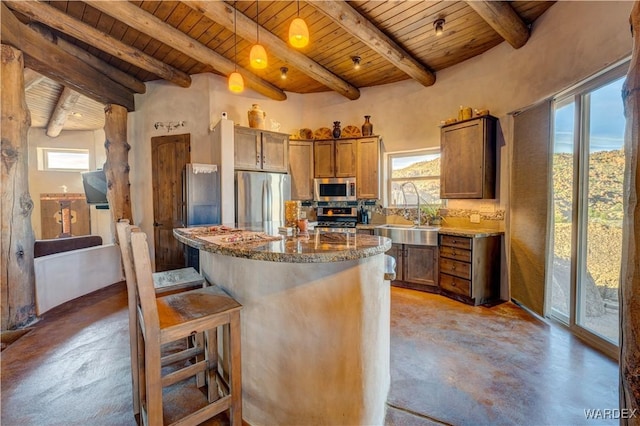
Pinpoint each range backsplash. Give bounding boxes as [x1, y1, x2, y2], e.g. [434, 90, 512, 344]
[299, 200, 505, 228]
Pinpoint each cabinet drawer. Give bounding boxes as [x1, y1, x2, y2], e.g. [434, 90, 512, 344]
[439, 258, 471, 280]
[440, 273, 471, 297]
[440, 235, 472, 250]
[439, 245, 471, 262]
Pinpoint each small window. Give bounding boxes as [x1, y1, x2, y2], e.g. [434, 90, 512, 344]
[387, 149, 442, 207]
[37, 148, 90, 171]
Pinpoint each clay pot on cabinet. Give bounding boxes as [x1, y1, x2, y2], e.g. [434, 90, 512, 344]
[248, 104, 266, 129]
[362, 115, 373, 136]
[332, 121, 341, 138]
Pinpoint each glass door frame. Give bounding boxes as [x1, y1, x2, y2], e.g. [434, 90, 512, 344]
[546, 60, 629, 360]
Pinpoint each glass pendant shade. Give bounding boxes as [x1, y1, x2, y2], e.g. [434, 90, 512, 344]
[289, 17, 309, 48]
[228, 71, 244, 93]
[250, 44, 268, 69]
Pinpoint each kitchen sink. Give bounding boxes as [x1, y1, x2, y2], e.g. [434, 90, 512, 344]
[374, 224, 439, 246]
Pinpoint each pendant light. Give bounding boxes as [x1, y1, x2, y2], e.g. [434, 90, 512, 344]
[228, 4, 244, 93]
[250, 0, 268, 69]
[289, 0, 309, 48]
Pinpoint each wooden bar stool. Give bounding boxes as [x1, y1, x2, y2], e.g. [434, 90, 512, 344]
[129, 227, 242, 426]
[116, 220, 207, 417]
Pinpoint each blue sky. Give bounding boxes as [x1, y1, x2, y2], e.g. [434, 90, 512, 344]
[554, 76, 626, 153]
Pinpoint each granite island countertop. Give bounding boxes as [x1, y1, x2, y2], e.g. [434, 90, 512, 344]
[174, 225, 391, 263]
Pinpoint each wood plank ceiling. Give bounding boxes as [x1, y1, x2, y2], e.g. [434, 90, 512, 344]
[2, 1, 555, 133]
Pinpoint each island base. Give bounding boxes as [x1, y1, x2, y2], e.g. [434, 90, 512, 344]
[200, 251, 390, 425]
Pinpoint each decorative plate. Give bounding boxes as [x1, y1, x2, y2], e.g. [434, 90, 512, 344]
[298, 128, 313, 139]
[342, 125, 361, 138]
[314, 127, 332, 139]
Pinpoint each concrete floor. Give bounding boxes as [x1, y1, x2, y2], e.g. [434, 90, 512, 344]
[1, 283, 619, 425]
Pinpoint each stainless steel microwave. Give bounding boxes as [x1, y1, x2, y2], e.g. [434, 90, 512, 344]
[314, 177, 356, 202]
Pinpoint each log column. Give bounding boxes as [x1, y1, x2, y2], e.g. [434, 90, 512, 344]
[1, 44, 36, 330]
[621, 2, 640, 423]
[103, 104, 132, 237]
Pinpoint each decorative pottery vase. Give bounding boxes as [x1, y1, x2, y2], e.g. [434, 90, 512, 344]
[248, 104, 266, 129]
[362, 115, 373, 136]
[332, 121, 342, 138]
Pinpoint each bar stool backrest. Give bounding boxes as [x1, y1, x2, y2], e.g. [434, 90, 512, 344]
[129, 229, 161, 338]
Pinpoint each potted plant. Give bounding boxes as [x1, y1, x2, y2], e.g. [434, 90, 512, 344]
[420, 205, 444, 226]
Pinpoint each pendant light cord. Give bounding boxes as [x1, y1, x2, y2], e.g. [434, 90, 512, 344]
[256, 1, 260, 43]
[234, 2, 238, 71]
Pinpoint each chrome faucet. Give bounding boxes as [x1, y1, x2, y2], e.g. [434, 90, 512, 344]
[400, 181, 421, 226]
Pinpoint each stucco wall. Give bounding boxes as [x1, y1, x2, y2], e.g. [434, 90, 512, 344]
[28, 128, 112, 242]
[128, 1, 634, 262]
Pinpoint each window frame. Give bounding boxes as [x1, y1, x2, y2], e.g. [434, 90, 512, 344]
[386, 148, 442, 208]
[37, 147, 91, 172]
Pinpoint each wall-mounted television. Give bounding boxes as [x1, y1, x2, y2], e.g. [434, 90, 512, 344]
[81, 170, 109, 207]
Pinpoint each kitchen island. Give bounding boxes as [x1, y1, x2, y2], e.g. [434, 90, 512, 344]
[174, 226, 392, 425]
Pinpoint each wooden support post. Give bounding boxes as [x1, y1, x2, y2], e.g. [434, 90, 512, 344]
[620, 2, 640, 423]
[103, 104, 132, 238]
[1, 44, 36, 330]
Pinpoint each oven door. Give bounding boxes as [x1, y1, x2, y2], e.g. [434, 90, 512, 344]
[314, 178, 356, 201]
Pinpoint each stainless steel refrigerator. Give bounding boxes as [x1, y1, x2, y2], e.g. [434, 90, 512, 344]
[235, 171, 291, 227]
[182, 163, 221, 267]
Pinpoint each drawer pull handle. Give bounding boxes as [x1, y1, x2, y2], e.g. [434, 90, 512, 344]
[451, 282, 456, 287]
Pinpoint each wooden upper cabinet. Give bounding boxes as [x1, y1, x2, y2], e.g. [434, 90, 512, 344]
[289, 140, 314, 200]
[234, 126, 288, 173]
[356, 137, 380, 199]
[440, 116, 496, 199]
[314, 141, 335, 178]
[261, 131, 288, 172]
[314, 139, 356, 178]
[335, 140, 356, 177]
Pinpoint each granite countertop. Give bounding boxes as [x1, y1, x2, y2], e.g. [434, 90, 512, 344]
[437, 227, 504, 238]
[356, 224, 378, 231]
[174, 225, 391, 263]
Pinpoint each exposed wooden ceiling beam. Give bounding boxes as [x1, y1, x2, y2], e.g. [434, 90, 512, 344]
[187, 1, 360, 100]
[309, 1, 436, 87]
[23, 68, 44, 91]
[466, 1, 530, 49]
[4, 1, 191, 89]
[46, 87, 80, 138]
[1, 3, 134, 111]
[84, 0, 286, 101]
[28, 23, 146, 94]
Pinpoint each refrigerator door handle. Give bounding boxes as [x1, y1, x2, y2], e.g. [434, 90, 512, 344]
[266, 179, 273, 221]
[262, 180, 269, 221]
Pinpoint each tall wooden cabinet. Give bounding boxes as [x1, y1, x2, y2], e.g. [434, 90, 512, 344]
[356, 137, 380, 199]
[440, 116, 497, 199]
[235, 126, 289, 173]
[289, 140, 314, 200]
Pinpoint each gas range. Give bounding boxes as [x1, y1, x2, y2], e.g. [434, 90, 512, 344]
[315, 207, 358, 233]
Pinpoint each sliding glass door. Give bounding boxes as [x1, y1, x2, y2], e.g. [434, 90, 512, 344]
[548, 63, 627, 357]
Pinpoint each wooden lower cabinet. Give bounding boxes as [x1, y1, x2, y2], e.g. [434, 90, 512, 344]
[438, 233, 501, 305]
[387, 243, 438, 292]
